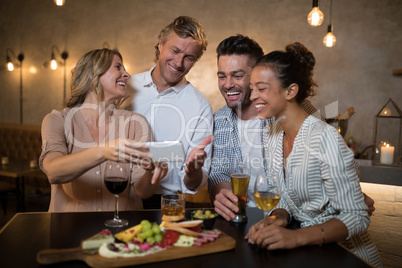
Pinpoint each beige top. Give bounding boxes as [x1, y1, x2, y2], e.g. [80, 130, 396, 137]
[40, 106, 151, 212]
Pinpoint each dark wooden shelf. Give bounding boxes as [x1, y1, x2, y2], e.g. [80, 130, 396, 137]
[393, 69, 402, 76]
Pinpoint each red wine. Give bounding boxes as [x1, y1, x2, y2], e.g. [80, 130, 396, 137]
[105, 177, 128, 194]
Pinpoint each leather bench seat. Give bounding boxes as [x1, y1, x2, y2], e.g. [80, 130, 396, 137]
[0, 124, 42, 161]
[0, 124, 49, 205]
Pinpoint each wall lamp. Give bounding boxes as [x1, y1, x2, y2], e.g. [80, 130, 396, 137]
[42, 45, 68, 71]
[6, 48, 24, 72]
[42, 45, 69, 103]
[5, 48, 24, 124]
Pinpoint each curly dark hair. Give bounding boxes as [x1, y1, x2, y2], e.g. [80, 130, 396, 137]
[256, 42, 317, 103]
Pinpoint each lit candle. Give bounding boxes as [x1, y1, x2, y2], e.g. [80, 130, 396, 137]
[380, 143, 394, 165]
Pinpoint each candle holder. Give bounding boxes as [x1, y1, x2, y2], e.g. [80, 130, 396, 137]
[371, 98, 401, 167]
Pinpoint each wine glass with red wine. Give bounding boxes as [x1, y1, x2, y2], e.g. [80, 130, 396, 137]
[104, 161, 129, 227]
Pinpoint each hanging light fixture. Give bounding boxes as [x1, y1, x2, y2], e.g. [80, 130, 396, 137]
[5, 48, 25, 123]
[6, 48, 24, 72]
[323, 0, 336, 47]
[307, 0, 324, 26]
[54, 0, 65, 6]
[50, 52, 58, 70]
[6, 56, 14, 71]
[323, 25, 336, 47]
[7, 58, 14, 71]
[42, 45, 69, 104]
[42, 45, 68, 71]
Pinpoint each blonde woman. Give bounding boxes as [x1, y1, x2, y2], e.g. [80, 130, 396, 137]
[40, 48, 167, 212]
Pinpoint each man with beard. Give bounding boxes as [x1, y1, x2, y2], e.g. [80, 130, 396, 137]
[208, 35, 266, 221]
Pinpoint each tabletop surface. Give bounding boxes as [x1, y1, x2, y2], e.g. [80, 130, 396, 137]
[0, 159, 39, 177]
[0, 208, 370, 268]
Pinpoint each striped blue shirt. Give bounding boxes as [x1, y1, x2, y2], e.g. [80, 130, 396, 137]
[264, 115, 381, 267]
[209, 100, 328, 195]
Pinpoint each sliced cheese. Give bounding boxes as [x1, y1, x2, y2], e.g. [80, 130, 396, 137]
[82, 229, 114, 250]
[174, 235, 196, 247]
[115, 224, 142, 243]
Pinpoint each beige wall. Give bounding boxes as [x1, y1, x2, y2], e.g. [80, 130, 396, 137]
[1, 0, 401, 152]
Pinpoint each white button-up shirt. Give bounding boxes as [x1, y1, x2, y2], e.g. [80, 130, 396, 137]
[126, 66, 213, 194]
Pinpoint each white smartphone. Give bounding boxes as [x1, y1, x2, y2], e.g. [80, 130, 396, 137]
[145, 141, 185, 162]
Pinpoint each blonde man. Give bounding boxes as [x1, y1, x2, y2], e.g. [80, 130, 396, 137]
[124, 16, 213, 209]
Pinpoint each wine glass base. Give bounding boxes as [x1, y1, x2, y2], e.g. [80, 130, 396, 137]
[231, 215, 247, 223]
[104, 218, 128, 228]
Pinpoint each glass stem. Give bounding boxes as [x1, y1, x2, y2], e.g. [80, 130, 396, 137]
[114, 194, 120, 221]
[263, 211, 269, 225]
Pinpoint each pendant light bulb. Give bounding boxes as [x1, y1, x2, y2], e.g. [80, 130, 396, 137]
[323, 25, 336, 47]
[54, 0, 65, 6]
[307, 0, 324, 26]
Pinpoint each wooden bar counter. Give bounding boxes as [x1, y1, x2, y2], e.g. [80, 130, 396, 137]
[0, 208, 370, 267]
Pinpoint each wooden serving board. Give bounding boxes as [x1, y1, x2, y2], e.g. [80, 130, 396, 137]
[37, 231, 236, 267]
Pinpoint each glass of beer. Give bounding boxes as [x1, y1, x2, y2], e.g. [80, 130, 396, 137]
[230, 161, 251, 223]
[254, 174, 281, 223]
[161, 194, 185, 217]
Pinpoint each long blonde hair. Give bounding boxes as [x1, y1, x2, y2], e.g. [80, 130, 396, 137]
[65, 48, 123, 108]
